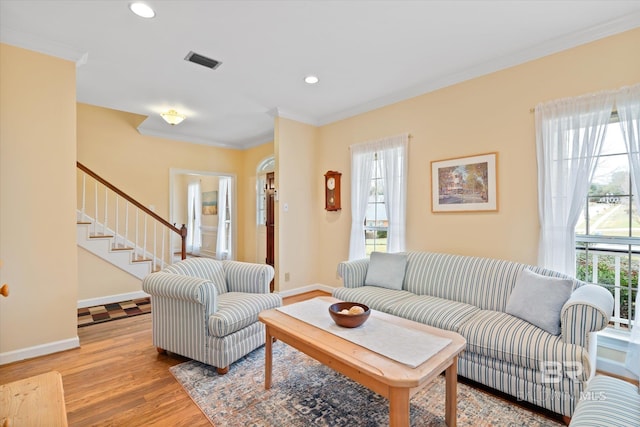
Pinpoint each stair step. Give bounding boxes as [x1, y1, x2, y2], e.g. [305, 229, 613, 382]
[111, 245, 134, 251]
[132, 257, 152, 263]
[89, 233, 114, 239]
[77, 221, 92, 225]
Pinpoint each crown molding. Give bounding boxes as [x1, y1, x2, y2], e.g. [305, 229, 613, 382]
[137, 118, 273, 150]
[316, 12, 640, 126]
[0, 27, 88, 66]
[268, 107, 319, 126]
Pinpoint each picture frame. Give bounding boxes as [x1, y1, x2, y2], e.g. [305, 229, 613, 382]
[202, 190, 218, 215]
[431, 152, 498, 213]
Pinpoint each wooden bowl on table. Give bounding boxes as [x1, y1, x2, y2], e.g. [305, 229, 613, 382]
[328, 302, 370, 328]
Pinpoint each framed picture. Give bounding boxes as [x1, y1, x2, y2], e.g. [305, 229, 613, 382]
[202, 190, 218, 215]
[431, 152, 498, 213]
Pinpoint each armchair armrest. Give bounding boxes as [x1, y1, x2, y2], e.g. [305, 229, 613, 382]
[561, 284, 614, 347]
[337, 258, 370, 288]
[223, 261, 274, 293]
[142, 272, 219, 314]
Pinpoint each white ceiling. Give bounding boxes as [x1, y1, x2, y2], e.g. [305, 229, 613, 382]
[2, 1, 640, 149]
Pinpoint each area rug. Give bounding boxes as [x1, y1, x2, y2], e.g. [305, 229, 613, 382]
[77, 297, 151, 327]
[170, 342, 563, 426]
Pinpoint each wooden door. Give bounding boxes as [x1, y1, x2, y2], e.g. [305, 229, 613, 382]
[266, 172, 275, 292]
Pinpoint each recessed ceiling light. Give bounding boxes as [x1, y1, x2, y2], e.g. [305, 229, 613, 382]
[304, 75, 319, 85]
[129, 2, 155, 19]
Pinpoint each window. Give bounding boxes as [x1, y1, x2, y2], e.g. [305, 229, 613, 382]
[257, 176, 267, 225]
[536, 86, 640, 334]
[576, 116, 639, 330]
[365, 153, 388, 255]
[349, 134, 408, 260]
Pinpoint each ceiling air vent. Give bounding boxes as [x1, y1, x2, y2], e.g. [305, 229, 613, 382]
[184, 51, 221, 70]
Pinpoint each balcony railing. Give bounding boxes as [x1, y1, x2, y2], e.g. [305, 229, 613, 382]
[576, 235, 638, 330]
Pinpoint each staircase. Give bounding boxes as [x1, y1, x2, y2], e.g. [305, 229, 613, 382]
[77, 217, 156, 279]
[76, 162, 186, 280]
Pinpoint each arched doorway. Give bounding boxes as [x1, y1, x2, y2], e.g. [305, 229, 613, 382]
[256, 156, 275, 291]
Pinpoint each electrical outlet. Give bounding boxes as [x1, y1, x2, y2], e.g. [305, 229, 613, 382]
[284, 272, 290, 282]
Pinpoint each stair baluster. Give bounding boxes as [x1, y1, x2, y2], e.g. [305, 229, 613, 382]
[76, 162, 186, 277]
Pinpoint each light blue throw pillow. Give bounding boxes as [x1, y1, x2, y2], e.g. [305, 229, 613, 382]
[506, 269, 573, 335]
[364, 252, 408, 291]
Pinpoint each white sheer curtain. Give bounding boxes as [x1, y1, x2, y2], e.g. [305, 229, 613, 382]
[348, 134, 408, 260]
[186, 181, 202, 254]
[617, 83, 640, 382]
[535, 91, 614, 275]
[348, 144, 374, 260]
[216, 177, 231, 260]
[380, 135, 408, 253]
[619, 84, 640, 222]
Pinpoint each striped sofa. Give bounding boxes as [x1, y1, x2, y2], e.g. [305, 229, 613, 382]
[142, 258, 282, 374]
[333, 251, 614, 418]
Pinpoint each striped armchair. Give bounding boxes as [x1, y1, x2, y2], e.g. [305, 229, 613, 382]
[142, 258, 281, 374]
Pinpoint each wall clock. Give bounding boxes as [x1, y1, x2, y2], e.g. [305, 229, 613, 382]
[324, 171, 342, 211]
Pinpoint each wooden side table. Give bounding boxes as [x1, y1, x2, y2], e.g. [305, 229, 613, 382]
[1, 371, 68, 426]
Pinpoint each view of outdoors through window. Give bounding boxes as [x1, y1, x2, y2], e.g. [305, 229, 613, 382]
[365, 153, 388, 255]
[575, 119, 638, 330]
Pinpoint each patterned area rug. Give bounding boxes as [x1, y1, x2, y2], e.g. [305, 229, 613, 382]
[170, 342, 563, 426]
[77, 297, 151, 327]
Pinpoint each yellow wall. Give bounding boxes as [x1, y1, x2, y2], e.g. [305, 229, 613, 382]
[314, 27, 640, 287]
[0, 44, 78, 358]
[241, 142, 274, 263]
[77, 248, 141, 300]
[77, 103, 245, 227]
[2, 27, 638, 362]
[77, 104, 273, 298]
[275, 118, 320, 291]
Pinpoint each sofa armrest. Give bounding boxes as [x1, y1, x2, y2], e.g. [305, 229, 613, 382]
[223, 261, 274, 294]
[561, 284, 614, 347]
[337, 258, 370, 288]
[142, 272, 218, 314]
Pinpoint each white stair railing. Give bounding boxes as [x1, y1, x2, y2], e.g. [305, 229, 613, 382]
[77, 162, 186, 272]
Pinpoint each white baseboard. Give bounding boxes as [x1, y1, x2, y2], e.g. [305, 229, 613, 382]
[77, 290, 150, 308]
[277, 283, 335, 298]
[0, 336, 80, 365]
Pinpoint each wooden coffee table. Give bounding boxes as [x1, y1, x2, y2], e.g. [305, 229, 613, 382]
[259, 296, 466, 427]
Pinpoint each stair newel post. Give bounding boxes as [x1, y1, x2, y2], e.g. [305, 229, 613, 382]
[180, 224, 187, 260]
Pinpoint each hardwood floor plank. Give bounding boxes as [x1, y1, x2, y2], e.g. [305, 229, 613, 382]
[0, 291, 330, 426]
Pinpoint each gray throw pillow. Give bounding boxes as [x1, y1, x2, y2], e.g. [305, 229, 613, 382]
[364, 252, 408, 290]
[506, 269, 574, 335]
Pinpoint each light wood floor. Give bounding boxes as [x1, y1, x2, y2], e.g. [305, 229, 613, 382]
[1, 290, 564, 426]
[0, 290, 329, 426]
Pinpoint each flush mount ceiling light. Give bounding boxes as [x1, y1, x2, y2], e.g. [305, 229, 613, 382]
[304, 75, 319, 84]
[129, 2, 155, 18]
[160, 109, 186, 126]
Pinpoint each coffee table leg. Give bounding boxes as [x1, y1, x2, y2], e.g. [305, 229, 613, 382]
[445, 356, 458, 427]
[265, 326, 272, 390]
[389, 387, 410, 427]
